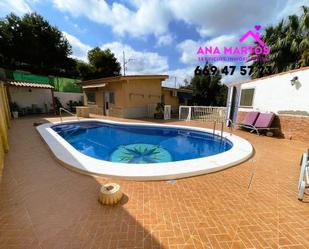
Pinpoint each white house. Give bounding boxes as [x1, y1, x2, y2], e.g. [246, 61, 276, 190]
[226, 66, 309, 141]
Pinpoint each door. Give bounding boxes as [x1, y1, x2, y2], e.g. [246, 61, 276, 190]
[104, 91, 110, 116]
[228, 86, 238, 126]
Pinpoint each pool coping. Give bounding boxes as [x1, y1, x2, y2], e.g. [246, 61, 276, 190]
[36, 119, 253, 181]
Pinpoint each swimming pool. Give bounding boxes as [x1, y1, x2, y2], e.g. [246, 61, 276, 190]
[37, 119, 253, 180]
[52, 121, 233, 164]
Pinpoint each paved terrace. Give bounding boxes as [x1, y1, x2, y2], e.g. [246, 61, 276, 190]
[0, 115, 308, 249]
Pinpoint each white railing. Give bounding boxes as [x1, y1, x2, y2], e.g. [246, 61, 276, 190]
[179, 106, 191, 121]
[179, 106, 230, 137]
[179, 106, 227, 122]
[164, 105, 171, 120]
[59, 107, 79, 122]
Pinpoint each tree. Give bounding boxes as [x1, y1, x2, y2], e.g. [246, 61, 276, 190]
[250, 6, 309, 78]
[75, 60, 93, 79]
[0, 13, 75, 76]
[83, 47, 121, 79]
[188, 62, 227, 106]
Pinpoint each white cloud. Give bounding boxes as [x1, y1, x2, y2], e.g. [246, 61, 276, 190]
[168, 0, 287, 36]
[52, 0, 172, 38]
[62, 31, 91, 61]
[177, 39, 198, 65]
[163, 67, 195, 88]
[53, 0, 113, 22]
[59, 33, 169, 74]
[100, 41, 169, 75]
[87, 45, 190, 88]
[0, 0, 32, 15]
[51, 0, 307, 48]
[221, 71, 250, 85]
[276, 0, 309, 22]
[157, 34, 173, 46]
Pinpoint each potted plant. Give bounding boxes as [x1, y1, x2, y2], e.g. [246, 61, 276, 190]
[154, 102, 164, 119]
[11, 102, 19, 119]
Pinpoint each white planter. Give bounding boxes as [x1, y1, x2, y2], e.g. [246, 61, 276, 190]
[12, 111, 18, 119]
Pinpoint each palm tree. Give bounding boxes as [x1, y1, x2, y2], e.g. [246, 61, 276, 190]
[299, 6, 309, 66]
[250, 6, 309, 79]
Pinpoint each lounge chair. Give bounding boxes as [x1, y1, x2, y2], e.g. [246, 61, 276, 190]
[251, 112, 277, 135]
[234, 112, 278, 136]
[233, 111, 259, 131]
[298, 150, 309, 201]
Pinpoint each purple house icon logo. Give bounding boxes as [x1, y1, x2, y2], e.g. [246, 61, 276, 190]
[239, 25, 265, 46]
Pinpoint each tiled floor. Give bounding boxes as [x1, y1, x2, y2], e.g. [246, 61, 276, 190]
[0, 115, 308, 249]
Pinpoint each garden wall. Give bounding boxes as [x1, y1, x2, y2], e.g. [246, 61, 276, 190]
[54, 92, 83, 109]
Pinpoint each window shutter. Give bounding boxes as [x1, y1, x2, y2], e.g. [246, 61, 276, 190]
[240, 88, 254, 107]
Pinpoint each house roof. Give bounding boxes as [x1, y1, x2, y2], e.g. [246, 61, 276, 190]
[162, 86, 193, 93]
[228, 66, 309, 87]
[82, 83, 107, 89]
[7, 80, 54, 89]
[82, 75, 169, 86]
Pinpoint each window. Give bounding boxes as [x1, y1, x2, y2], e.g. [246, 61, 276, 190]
[86, 92, 96, 103]
[239, 88, 254, 107]
[109, 92, 115, 104]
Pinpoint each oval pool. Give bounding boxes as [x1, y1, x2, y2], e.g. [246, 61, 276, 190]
[37, 119, 253, 180]
[51, 121, 233, 163]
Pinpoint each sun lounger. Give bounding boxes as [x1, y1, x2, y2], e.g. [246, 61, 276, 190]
[233, 111, 259, 126]
[251, 112, 278, 135]
[233, 111, 259, 131]
[234, 112, 278, 136]
[242, 111, 260, 126]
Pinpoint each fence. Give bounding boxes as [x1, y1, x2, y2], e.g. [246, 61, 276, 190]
[179, 106, 227, 122]
[0, 81, 11, 173]
[4, 70, 82, 93]
[51, 77, 82, 93]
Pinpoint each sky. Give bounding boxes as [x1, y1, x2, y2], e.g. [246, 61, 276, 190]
[0, 0, 308, 87]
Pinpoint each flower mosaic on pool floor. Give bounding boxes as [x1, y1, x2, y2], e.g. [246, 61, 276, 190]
[110, 143, 172, 163]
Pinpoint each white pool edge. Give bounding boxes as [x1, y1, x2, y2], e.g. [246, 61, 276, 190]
[37, 119, 254, 181]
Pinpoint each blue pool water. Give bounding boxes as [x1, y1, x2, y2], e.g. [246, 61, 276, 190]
[52, 121, 233, 164]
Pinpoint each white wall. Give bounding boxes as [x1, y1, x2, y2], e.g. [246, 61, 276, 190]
[54, 92, 83, 108]
[9, 87, 53, 112]
[230, 68, 309, 115]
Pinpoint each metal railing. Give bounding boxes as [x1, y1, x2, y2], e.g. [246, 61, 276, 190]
[179, 106, 232, 137]
[179, 106, 226, 122]
[59, 107, 79, 122]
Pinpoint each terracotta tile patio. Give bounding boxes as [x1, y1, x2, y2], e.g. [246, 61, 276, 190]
[0, 115, 308, 249]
